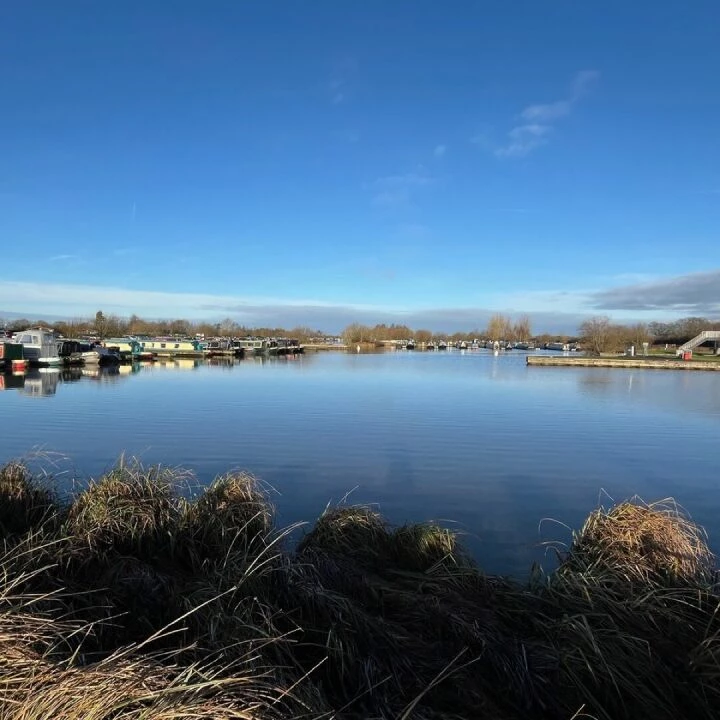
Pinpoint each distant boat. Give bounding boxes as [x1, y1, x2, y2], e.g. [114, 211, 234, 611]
[59, 340, 120, 366]
[438, 341, 448, 350]
[104, 337, 153, 361]
[545, 342, 570, 351]
[406, 340, 416, 350]
[139, 338, 204, 357]
[426, 342, 435, 350]
[232, 338, 268, 356]
[12, 328, 62, 367]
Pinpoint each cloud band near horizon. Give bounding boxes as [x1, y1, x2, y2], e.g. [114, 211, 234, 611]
[0, 270, 718, 334]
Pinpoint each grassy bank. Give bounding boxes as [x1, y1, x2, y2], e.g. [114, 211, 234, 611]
[0, 460, 719, 719]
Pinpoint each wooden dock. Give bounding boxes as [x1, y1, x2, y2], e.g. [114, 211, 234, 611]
[527, 356, 720, 371]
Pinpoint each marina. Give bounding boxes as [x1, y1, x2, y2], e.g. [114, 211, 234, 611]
[0, 329, 305, 373]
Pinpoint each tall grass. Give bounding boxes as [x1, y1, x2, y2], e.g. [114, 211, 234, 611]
[0, 458, 718, 719]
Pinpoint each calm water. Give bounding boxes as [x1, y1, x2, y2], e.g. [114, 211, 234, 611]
[2, 350, 719, 577]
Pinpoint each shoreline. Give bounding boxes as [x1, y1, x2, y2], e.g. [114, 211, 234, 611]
[0, 457, 718, 719]
[527, 355, 720, 370]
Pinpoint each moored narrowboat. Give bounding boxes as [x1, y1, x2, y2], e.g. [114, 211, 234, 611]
[138, 338, 204, 357]
[104, 338, 153, 362]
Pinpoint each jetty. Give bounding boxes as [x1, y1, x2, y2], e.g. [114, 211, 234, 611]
[527, 355, 720, 371]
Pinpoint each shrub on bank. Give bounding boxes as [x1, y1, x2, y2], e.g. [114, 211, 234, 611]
[0, 458, 717, 719]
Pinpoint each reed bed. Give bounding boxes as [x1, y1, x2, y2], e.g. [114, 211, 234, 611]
[0, 459, 718, 719]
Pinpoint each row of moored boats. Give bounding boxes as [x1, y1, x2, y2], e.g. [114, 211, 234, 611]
[398, 340, 574, 351]
[0, 329, 304, 370]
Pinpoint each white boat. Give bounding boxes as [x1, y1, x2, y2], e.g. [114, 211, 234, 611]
[12, 328, 62, 366]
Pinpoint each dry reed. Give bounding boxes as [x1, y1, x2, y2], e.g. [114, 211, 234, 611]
[0, 460, 717, 719]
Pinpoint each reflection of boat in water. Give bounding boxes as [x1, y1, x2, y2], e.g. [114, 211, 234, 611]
[60, 367, 84, 383]
[22, 368, 60, 397]
[0, 372, 25, 391]
[81, 366, 121, 381]
[148, 358, 200, 371]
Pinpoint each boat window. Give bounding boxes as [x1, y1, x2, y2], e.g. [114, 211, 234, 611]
[161, 343, 166, 349]
[174, 343, 180, 349]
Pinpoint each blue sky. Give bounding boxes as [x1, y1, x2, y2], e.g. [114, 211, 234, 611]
[1, 1, 719, 332]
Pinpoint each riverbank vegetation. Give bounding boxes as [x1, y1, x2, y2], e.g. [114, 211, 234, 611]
[580, 316, 720, 356]
[0, 458, 719, 719]
[3, 311, 719, 354]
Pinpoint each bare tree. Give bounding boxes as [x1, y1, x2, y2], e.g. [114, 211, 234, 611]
[625, 323, 650, 353]
[342, 323, 372, 344]
[512, 315, 532, 342]
[579, 316, 623, 355]
[487, 313, 512, 341]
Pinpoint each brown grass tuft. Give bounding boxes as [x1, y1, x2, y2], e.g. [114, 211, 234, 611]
[0, 462, 57, 538]
[297, 505, 391, 570]
[564, 498, 715, 586]
[182, 472, 273, 566]
[64, 460, 185, 554]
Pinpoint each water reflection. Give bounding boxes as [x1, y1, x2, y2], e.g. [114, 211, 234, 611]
[22, 368, 60, 397]
[0, 365, 131, 397]
[0, 354, 315, 398]
[1, 351, 719, 576]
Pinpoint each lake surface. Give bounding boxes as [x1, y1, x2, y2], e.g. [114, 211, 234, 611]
[2, 350, 719, 577]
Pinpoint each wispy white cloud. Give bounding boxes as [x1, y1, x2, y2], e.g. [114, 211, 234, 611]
[495, 123, 552, 158]
[0, 279, 593, 334]
[370, 170, 435, 208]
[395, 222, 432, 239]
[327, 78, 346, 105]
[372, 188, 411, 208]
[327, 58, 358, 105]
[487, 71, 599, 158]
[334, 128, 360, 144]
[374, 172, 434, 188]
[48, 254, 78, 262]
[434, 144, 446, 158]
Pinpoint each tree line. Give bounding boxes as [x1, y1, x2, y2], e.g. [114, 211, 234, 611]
[3, 311, 717, 351]
[341, 314, 535, 344]
[579, 315, 720, 355]
[1, 311, 325, 342]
